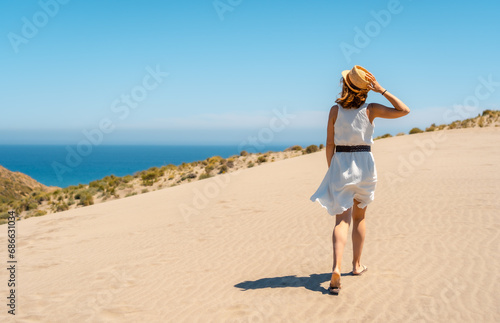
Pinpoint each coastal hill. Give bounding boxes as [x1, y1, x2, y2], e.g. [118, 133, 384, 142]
[0, 165, 57, 203]
[1, 109, 499, 223]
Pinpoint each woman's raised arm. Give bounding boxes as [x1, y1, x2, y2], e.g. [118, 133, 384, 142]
[366, 72, 410, 119]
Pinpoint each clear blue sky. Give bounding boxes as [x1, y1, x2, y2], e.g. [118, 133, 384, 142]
[1, 0, 499, 146]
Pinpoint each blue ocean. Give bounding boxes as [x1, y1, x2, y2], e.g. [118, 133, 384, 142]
[0, 144, 293, 188]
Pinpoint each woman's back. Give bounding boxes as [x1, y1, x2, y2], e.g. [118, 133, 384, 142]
[334, 103, 374, 146]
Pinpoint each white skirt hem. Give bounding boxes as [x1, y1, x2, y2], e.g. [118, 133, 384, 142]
[310, 194, 373, 216]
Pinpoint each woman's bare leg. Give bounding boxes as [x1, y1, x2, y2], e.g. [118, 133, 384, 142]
[352, 198, 367, 274]
[330, 208, 352, 287]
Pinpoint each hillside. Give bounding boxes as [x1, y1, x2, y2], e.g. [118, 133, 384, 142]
[0, 165, 56, 203]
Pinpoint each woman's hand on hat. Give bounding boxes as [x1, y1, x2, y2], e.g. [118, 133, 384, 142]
[366, 72, 385, 93]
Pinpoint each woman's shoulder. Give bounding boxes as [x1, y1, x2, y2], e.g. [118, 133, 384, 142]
[366, 102, 387, 116]
[329, 105, 339, 120]
[365, 102, 377, 124]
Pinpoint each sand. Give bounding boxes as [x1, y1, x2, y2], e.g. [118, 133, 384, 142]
[1, 127, 499, 322]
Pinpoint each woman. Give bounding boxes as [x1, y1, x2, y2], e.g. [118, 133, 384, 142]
[309, 65, 410, 295]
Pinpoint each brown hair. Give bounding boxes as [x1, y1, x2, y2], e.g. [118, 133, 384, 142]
[335, 77, 369, 109]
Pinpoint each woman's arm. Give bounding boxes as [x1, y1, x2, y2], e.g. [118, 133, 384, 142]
[326, 106, 336, 168]
[366, 72, 410, 119]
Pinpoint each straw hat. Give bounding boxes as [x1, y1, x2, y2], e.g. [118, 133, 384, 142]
[341, 65, 371, 92]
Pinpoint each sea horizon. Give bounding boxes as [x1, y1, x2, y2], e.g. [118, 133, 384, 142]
[0, 143, 315, 188]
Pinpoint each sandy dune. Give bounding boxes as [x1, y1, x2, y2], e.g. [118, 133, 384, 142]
[1, 127, 499, 322]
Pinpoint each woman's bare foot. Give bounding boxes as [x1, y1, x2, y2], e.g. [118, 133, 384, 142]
[330, 270, 341, 287]
[329, 270, 341, 294]
[352, 264, 368, 275]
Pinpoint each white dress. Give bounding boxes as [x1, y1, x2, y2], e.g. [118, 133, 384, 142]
[310, 102, 377, 216]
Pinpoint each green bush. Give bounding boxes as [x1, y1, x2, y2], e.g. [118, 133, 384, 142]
[288, 145, 302, 151]
[33, 192, 49, 203]
[180, 172, 197, 181]
[482, 109, 497, 117]
[78, 192, 94, 206]
[25, 209, 48, 219]
[123, 175, 133, 183]
[425, 123, 436, 132]
[207, 156, 223, 164]
[305, 145, 319, 154]
[89, 180, 101, 189]
[247, 162, 255, 168]
[66, 185, 79, 192]
[141, 168, 162, 186]
[461, 118, 474, 128]
[257, 156, 267, 164]
[319, 144, 324, 149]
[478, 117, 484, 127]
[198, 172, 212, 180]
[240, 150, 248, 156]
[162, 164, 178, 172]
[33, 210, 47, 217]
[374, 133, 392, 140]
[219, 165, 228, 173]
[56, 203, 69, 212]
[409, 127, 423, 134]
[176, 162, 188, 171]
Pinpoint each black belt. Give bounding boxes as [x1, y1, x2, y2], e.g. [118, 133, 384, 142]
[335, 145, 371, 152]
